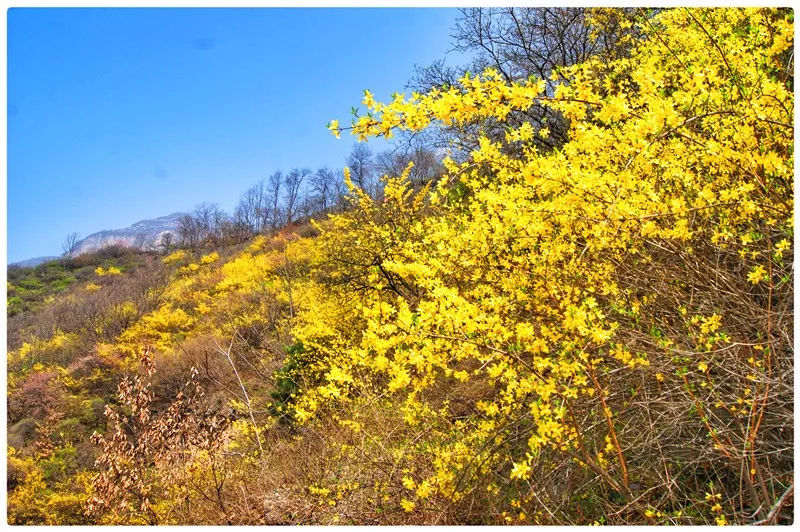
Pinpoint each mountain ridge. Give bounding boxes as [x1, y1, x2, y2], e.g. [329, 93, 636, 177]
[11, 212, 186, 267]
[72, 212, 186, 256]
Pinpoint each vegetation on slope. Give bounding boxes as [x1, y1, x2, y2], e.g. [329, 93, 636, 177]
[7, 8, 793, 525]
[7, 246, 150, 317]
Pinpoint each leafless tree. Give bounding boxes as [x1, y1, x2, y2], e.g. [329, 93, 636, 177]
[177, 214, 198, 248]
[454, 8, 591, 82]
[132, 232, 148, 251]
[268, 171, 283, 230]
[159, 232, 174, 253]
[193, 202, 217, 240]
[407, 8, 639, 156]
[235, 179, 270, 235]
[283, 168, 310, 225]
[177, 203, 223, 248]
[217, 216, 248, 245]
[331, 174, 348, 211]
[376, 144, 443, 187]
[310, 167, 337, 212]
[346, 144, 375, 198]
[61, 232, 81, 258]
[211, 208, 231, 245]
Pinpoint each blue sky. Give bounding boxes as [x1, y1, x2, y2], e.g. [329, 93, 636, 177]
[7, 8, 462, 263]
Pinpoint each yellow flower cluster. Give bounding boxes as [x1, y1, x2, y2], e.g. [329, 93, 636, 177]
[298, 6, 793, 507]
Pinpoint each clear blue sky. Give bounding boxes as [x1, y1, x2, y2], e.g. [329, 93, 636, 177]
[8, 8, 462, 263]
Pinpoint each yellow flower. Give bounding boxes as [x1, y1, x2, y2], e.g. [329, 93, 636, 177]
[200, 252, 219, 264]
[510, 461, 531, 480]
[415, 480, 434, 499]
[97, 265, 121, 276]
[328, 119, 341, 139]
[747, 265, 767, 284]
[163, 249, 187, 264]
[774, 238, 790, 257]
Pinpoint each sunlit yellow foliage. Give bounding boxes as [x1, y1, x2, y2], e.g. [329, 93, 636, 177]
[216, 252, 277, 294]
[8, 451, 48, 524]
[8, 330, 80, 385]
[200, 251, 220, 264]
[118, 303, 195, 356]
[163, 249, 188, 264]
[304, 6, 792, 511]
[8, 7, 791, 525]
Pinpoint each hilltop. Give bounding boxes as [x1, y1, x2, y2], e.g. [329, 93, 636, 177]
[11, 256, 60, 268]
[11, 213, 186, 268]
[71, 212, 185, 256]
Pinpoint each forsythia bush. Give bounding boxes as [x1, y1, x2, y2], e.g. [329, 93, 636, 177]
[7, 7, 792, 525]
[297, 7, 793, 523]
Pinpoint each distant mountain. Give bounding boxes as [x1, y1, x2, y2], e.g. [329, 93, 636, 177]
[10, 256, 60, 268]
[71, 212, 186, 256]
[11, 213, 188, 267]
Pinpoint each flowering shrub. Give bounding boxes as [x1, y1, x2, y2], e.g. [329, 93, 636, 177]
[7, 7, 792, 525]
[302, 7, 793, 523]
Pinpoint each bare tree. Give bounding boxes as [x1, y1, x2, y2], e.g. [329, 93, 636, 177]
[283, 168, 310, 225]
[211, 207, 230, 245]
[177, 214, 199, 248]
[406, 8, 639, 157]
[235, 179, 269, 235]
[197, 202, 227, 244]
[61, 232, 81, 258]
[193, 202, 215, 240]
[454, 8, 590, 82]
[332, 173, 348, 211]
[346, 144, 375, 198]
[268, 171, 283, 230]
[310, 167, 337, 212]
[220, 218, 250, 245]
[376, 144, 443, 187]
[132, 233, 148, 251]
[159, 232, 174, 253]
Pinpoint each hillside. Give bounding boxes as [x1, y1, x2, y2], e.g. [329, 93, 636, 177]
[6, 8, 794, 526]
[7, 246, 159, 318]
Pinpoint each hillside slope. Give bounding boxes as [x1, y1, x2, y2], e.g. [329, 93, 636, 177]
[7, 8, 794, 526]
